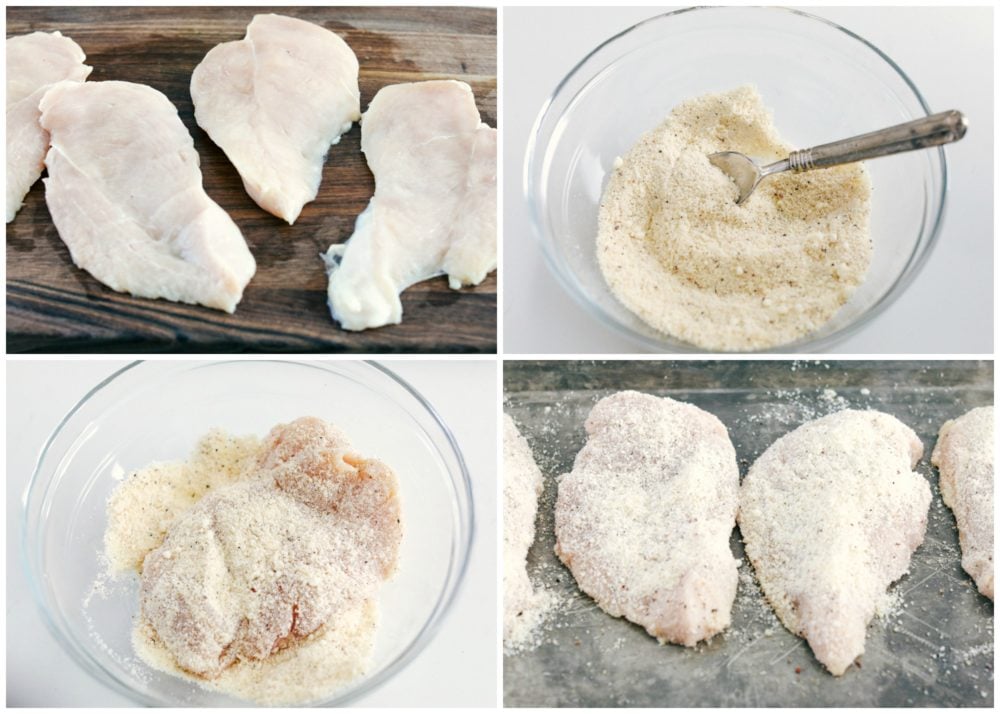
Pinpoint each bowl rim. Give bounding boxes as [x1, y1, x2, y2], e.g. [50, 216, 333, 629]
[20, 359, 476, 707]
[523, 5, 948, 353]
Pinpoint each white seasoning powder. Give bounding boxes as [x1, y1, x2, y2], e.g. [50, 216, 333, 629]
[597, 85, 872, 351]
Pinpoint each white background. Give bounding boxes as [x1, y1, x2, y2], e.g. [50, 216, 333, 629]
[5, 358, 497, 707]
[502, 5, 994, 354]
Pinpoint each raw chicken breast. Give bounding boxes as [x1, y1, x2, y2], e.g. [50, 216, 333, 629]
[140, 417, 401, 678]
[324, 80, 497, 331]
[40, 81, 256, 313]
[191, 14, 360, 224]
[6, 31, 91, 222]
[554, 391, 740, 646]
[932, 406, 994, 600]
[739, 410, 930, 676]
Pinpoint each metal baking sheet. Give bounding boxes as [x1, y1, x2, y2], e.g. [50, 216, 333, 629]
[502, 360, 994, 707]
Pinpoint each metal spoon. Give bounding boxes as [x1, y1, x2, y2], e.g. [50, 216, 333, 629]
[709, 110, 967, 205]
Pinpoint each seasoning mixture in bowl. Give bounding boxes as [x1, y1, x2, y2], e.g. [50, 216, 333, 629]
[104, 416, 402, 706]
[597, 86, 873, 351]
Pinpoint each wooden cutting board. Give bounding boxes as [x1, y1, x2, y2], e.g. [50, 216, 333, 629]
[6, 6, 497, 353]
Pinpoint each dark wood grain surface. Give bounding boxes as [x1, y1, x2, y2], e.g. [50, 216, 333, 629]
[6, 6, 497, 353]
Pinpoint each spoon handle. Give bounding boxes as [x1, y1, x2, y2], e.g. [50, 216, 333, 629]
[787, 110, 967, 171]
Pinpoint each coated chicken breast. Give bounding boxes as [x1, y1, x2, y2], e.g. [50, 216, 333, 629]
[932, 406, 994, 600]
[739, 409, 930, 676]
[503, 414, 549, 651]
[140, 417, 401, 678]
[554, 391, 740, 646]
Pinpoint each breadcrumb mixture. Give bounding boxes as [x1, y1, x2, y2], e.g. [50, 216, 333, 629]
[597, 85, 872, 351]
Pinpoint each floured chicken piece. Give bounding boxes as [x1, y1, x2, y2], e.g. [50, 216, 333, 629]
[6, 31, 91, 222]
[739, 410, 930, 676]
[191, 14, 360, 224]
[40, 81, 256, 313]
[105, 430, 263, 574]
[503, 414, 552, 653]
[932, 406, 994, 600]
[137, 417, 401, 689]
[324, 80, 497, 331]
[554, 391, 740, 646]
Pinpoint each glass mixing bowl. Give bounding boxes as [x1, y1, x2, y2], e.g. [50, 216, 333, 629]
[525, 6, 947, 352]
[21, 360, 473, 706]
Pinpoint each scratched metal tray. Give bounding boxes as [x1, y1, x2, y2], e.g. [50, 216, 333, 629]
[503, 360, 994, 707]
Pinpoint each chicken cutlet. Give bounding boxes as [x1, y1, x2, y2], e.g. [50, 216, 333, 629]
[137, 417, 401, 681]
[554, 391, 740, 646]
[738, 409, 930, 675]
[40, 80, 256, 313]
[503, 414, 551, 652]
[324, 80, 497, 331]
[191, 14, 361, 224]
[932, 406, 994, 600]
[6, 31, 91, 222]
